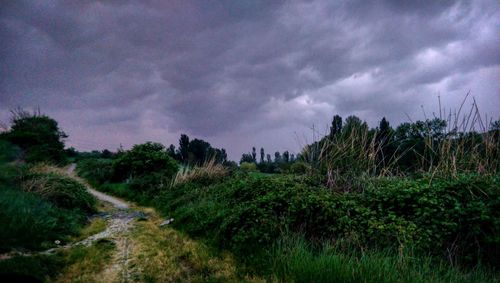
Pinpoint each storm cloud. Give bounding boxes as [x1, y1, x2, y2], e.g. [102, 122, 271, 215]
[1, 0, 499, 159]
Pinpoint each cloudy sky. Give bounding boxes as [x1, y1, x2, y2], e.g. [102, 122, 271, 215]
[1, 0, 499, 160]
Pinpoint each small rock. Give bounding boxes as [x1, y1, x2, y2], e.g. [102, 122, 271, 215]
[159, 218, 174, 227]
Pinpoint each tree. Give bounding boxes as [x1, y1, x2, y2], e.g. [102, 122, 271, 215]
[3, 109, 67, 163]
[274, 151, 281, 163]
[179, 134, 190, 163]
[343, 115, 368, 135]
[266, 154, 271, 163]
[240, 153, 254, 164]
[252, 147, 257, 162]
[329, 115, 342, 140]
[260, 147, 265, 163]
[376, 117, 393, 167]
[113, 142, 178, 180]
[188, 138, 212, 164]
[283, 151, 290, 163]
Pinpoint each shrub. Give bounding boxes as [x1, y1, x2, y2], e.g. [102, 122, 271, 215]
[240, 162, 257, 172]
[112, 142, 178, 181]
[157, 173, 499, 267]
[289, 161, 309, 174]
[21, 172, 96, 213]
[0, 140, 22, 162]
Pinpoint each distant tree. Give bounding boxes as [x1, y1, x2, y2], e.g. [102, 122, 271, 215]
[283, 151, 290, 163]
[240, 153, 254, 164]
[376, 117, 393, 167]
[179, 134, 190, 163]
[329, 115, 343, 140]
[252, 147, 257, 162]
[343, 115, 368, 135]
[290, 154, 295, 162]
[188, 138, 212, 164]
[167, 144, 180, 161]
[266, 154, 271, 163]
[2, 108, 67, 163]
[274, 151, 281, 163]
[260, 147, 265, 163]
[101, 149, 113, 159]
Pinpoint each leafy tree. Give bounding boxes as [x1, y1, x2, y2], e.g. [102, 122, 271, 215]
[329, 115, 342, 140]
[283, 151, 290, 163]
[179, 134, 190, 163]
[240, 153, 255, 165]
[188, 138, 212, 164]
[260, 147, 265, 163]
[252, 147, 257, 162]
[343, 115, 368, 136]
[376, 117, 393, 167]
[2, 109, 67, 163]
[266, 154, 272, 163]
[274, 151, 281, 163]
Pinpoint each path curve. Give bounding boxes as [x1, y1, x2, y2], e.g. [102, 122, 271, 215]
[66, 163, 129, 209]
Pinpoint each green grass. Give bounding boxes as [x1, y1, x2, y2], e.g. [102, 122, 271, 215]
[269, 236, 497, 283]
[0, 188, 83, 251]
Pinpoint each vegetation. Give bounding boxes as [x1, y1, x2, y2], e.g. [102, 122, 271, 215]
[0, 108, 68, 164]
[1, 99, 497, 281]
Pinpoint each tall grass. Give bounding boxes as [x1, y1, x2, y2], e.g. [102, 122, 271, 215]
[301, 94, 499, 190]
[269, 236, 497, 283]
[172, 158, 229, 186]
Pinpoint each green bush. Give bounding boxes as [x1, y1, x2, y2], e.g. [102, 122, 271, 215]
[289, 161, 309, 174]
[0, 140, 22, 163]
[112, 142, 178, 181]
[156, 174, 499, 267]
[22, 172, 97, 213]
[240, 162, 257, 172]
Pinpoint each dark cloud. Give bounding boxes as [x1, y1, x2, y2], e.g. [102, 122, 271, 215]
[1, 0, 499, 159]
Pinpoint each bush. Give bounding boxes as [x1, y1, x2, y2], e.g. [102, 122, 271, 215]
[0, 140, 22, 162]
[240, 162, 257, 172]
[113, 142, 178, 181]
[289, 161, 309, 174]
[156, 173, 499, 267]
[21, 172, 96, 213]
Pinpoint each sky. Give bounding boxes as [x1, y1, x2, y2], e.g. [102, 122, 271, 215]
[1, 0, 499, 160]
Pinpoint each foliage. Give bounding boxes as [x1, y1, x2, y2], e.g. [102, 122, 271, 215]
[113, 142, 178, 181]
[172, 159, 229, 186]
[21, 171, 97, 213]
[270, 236, 497, 283]
[1, 109, 67, 164]
[0, 140, 21, 163]
[156, 174, 499, 267]
[240, 162, 257, 172]
[0, 188, 84, 251]
[76, 158, 115, 185]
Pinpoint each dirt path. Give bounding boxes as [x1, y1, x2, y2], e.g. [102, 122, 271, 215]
[66, 163, 129, 209]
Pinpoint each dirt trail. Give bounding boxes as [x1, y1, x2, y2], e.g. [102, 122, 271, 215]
[66, 163, 129, 209]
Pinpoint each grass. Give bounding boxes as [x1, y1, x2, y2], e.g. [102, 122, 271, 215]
[269, 236, 498, 283]
[51, 239, 116, 283]
[72, 218, 107, 242]
[128, 207, 264, 282]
